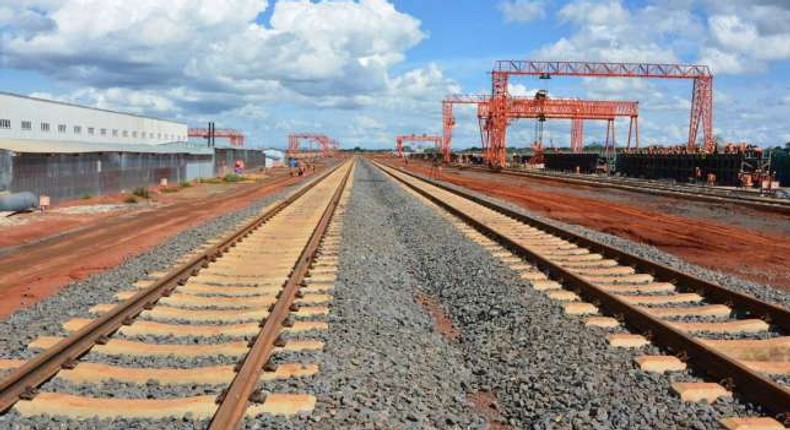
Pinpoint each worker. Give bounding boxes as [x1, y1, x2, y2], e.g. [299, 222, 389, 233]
[430, 154, 440, 178]
[288, 157, 298, 177]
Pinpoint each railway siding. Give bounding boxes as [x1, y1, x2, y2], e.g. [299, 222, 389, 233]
[376, 160, 787, 427]
[0, 161, 353, 428]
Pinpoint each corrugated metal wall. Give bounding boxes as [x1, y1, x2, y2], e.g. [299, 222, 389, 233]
[214, 148, 266, 177]
[9, 152, 213, 202]
[0, 150, 11, 193]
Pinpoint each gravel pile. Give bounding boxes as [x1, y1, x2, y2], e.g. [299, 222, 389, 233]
[369, 160, 762, 429]
[244, 162, 483, 430]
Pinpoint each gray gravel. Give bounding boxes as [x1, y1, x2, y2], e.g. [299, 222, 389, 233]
[1, 160, 778, 429]
[244, 161, 484, 430]
[426, 169, 790, 310]
[362, 160, 763, 429]
[0, 170, 333, 430]
[0, 173, 326, 359]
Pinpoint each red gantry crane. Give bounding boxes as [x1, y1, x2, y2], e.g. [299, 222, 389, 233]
[444, 93, 640, 160]
[478, 93, 640, 158]
[188, 128, 246, 147]
[288, 133, 335, 158]
[485, 60, 713, 169]
[396, 134, 442, 159]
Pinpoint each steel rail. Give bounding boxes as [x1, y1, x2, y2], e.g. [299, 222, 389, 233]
[457, 164, 790, 215]
[208, 160, 353, 429]
[0, 160, 347, 414]
[391, 161, 790, 329]
[374, 160, 790, 417]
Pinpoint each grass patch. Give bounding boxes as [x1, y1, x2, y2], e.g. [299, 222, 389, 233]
[223, 173, 243, 183]
[161, 188, 180, 194]
[180, 181, 192, 188]
[199, 177, 223, 184]
[124, 195, 138, 204]
[80, 194, 92, 200]
[132, 187, 151, 199]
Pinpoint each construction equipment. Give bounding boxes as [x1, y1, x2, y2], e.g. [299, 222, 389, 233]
[444, 92, 639, 166]
[395, 134, 442, 159]
[288, 133, 336, 158]
[188, 127, 245, 147]
[485, 60, 713, 169]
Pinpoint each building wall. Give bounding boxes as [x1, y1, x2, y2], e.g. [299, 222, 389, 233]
[214, 148, 266, 176]
[0, 93, 187, 146]
[9, 152, 213, 202]
[0, 150, 11, 192]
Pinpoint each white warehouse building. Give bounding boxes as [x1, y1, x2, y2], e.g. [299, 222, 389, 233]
[0, 92, 188, 149]
[0, 92, 215, 202]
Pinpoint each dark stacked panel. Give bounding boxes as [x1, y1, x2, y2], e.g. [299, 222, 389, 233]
[544, 153, 601, 174]
[771, 152, 790, 186]
[616, 153, 743, 186]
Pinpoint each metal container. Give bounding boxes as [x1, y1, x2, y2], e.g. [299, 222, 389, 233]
[0, 192, 38, 212]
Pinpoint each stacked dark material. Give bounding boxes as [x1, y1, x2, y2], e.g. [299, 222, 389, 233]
[544, 152, 601, 174]
[616, 153, 742, 185]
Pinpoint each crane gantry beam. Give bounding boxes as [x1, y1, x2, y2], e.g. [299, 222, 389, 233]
[485, 60, 713, 169]
[479, 96, 640, 158]
[188, 128, 245, 147]
[288, 133, 336, 158]
[396, 134, 442, 159]
[444, 93, 640, 160]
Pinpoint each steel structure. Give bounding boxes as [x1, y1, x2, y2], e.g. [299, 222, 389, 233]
[188, 128, 245, 147]
[444, 94, 639, 160]
[288, 133, 334, 158]
[442, 94, 491, 163]
[486, 60, 713, 168]
[396, 134, 442, 159]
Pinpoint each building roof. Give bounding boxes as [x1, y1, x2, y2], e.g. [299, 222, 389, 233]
[0, 91, 186, 126]
[0, 138, 213, 155]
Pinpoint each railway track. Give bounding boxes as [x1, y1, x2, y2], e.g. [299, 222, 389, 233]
[375, 160, 790, 428]
[0, 159, 353, 428]
[455, 164, 790, 215]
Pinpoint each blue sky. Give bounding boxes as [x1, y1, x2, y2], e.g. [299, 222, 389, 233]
[2, 0, 790, 150]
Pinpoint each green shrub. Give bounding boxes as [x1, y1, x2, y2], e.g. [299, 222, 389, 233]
[224, 173, 243, 183]
[180, 181, 192, 188]
[132, 187, 150, 199]
[124, 195, 138, 204]
[80, 194, 92, 200]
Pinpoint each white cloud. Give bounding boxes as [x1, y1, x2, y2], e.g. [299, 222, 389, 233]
[3, 0, 427, 102]
[508, 84, 543, 97]
[1, 0, 461, 148]
[534, 1, 697, 63]
[29, 87, 178, 114]
[499, 0, 546, 24]
[557, 0, 629, 26]
[701, 9, 790, 74]
[699, 47, 747, 75]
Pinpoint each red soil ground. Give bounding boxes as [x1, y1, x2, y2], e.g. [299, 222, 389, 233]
[0, 166, 327, 318]
[381, 158, 790, 292]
